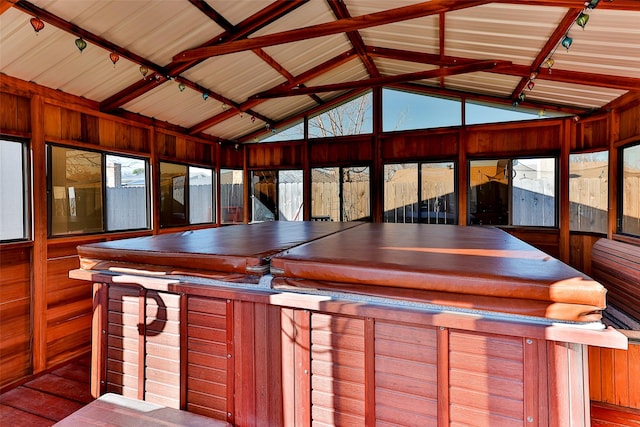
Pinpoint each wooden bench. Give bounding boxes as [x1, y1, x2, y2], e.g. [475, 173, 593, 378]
[54, 393, 230, 427]
[591, 238, 640, 329]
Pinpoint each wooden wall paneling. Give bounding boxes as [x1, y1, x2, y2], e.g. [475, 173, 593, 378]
[630, 342, 640, 408]
[523, 337, 540, 427]
[617, 99, 640, 143]
[589, 341, 640, 410]
[309, 137, 373, 166]
[0, 247, 32, 388]
[31, 95, 47, 374]
[45, 251, 92, 368]
[98, 117, 117, 148]
[466, 122, 562, 156]
[458, 130, 468, 226]
[381, 132, 459, 162]
[60, 108, 82, 142]
[81, 113, 100, 146]
[501, 228, 560, 259]
[560, 120, 572, 263]
[280, 308, 296, 426]
[43, 103, 62, 140]
[574, 116, 609, 151]
[157, 132, 177, 159]
[0, 92, 31, 134]
[437, 326, 450, 426]
[568, 233, 600, 274]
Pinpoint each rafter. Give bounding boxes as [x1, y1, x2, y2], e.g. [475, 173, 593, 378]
[0, 0, 17, 14]
[173, 1, 491, 62]
[188, 50, 356, 135]
[326, 0, 380, 78]
[101, 0, 308, 112]
[510, 8, 583, 101]
[366, 46, 640, 91]
[252, 60, 512, 98]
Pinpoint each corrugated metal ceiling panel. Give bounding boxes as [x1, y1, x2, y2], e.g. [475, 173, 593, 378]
[445, 3, 567, 65]
[524, 79, 627, 110]
[184, 51, 286, 104]
[210, 0, 274, 26]
[121, 82, 218, 128]
[444, 71, 521, 98]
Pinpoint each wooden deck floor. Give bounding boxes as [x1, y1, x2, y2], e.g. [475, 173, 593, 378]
[1, 354, 638, 426]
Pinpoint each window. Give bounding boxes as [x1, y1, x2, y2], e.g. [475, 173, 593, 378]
[106, 154, 149, 231]
[620, 143, 640, 237]
[49, 146, 103, 236]
[189, 167, 214, 224]
[311, 166, 370, 222]
[469, 158, 556, 226]
[569, 151, 608, 233]
[251, 170, 303, 222]
[383, 89, 461, 131]
[159, 162, 215, 228]
[465, 101, 568, 125]
[1, 138, 29, 241]
[309, 92, 372, 138]
[384, 162, 457, 224]
[49, 145, 150, 236]
[260, 120, 304, 142]
[220, 169, 244, 224]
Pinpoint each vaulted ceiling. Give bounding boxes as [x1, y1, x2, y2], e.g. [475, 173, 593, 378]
[1, 0, 639, 144]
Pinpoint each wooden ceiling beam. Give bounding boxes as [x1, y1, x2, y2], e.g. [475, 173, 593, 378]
[0, 0, 17, 15]
[326, 0, 380, 79]
[101, 0, 308, 112]
[503, 0, 640, 11]
[510, 8, 582, 101]
[188, 50, 356, 135]
[367, 46, 640, 91]
[251, 60, 512, 98]
[173, 1, 491, 62]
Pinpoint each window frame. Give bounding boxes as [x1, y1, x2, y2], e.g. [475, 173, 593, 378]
[47, 143, 151, 237]
[467, 156, 558, 227]
[0, 137, 31, 242]
[618, 141, 640, 238]
[159, 161, 216, 229]
[383, 160, 458, 224]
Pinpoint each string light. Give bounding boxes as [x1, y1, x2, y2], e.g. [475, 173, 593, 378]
[30, 17, 44, 34]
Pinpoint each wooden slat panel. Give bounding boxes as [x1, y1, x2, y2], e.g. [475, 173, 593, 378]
[375, 321, 438, 426]
[466, 122, 562, 156]
[186, 296, 229, 422]
[106, 286, 140, 399]
[311, 313, 365, 426]
[0, 92, 31, 133]
[449, 330, 524, 426]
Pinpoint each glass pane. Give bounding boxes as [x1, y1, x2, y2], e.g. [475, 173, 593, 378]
[311, 167, 339, 221]
[421, 162, 457, 224]
[220, 169, 244, 224]
[621, 144, 640, 236]
[159, 162, 187, 228]
[383, 89, 461, 131]
[569, 152, 608, 233]
[252, 170, 277, 222]
[512, 158, 556, 226]
[106, 155, 149, 231]
[261, 121, 304, 142]
[0, 139, 26, 240]
[309, 92, 372, 138]
[469, 159, 509, 225]
[50, 146, 103, 235]
[342, 166, 370, 221]
[384, 163, 418, 223]
[465, 101, 568, 125]
[189, 166, 214, 224]
[278, 170, 303, 221]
